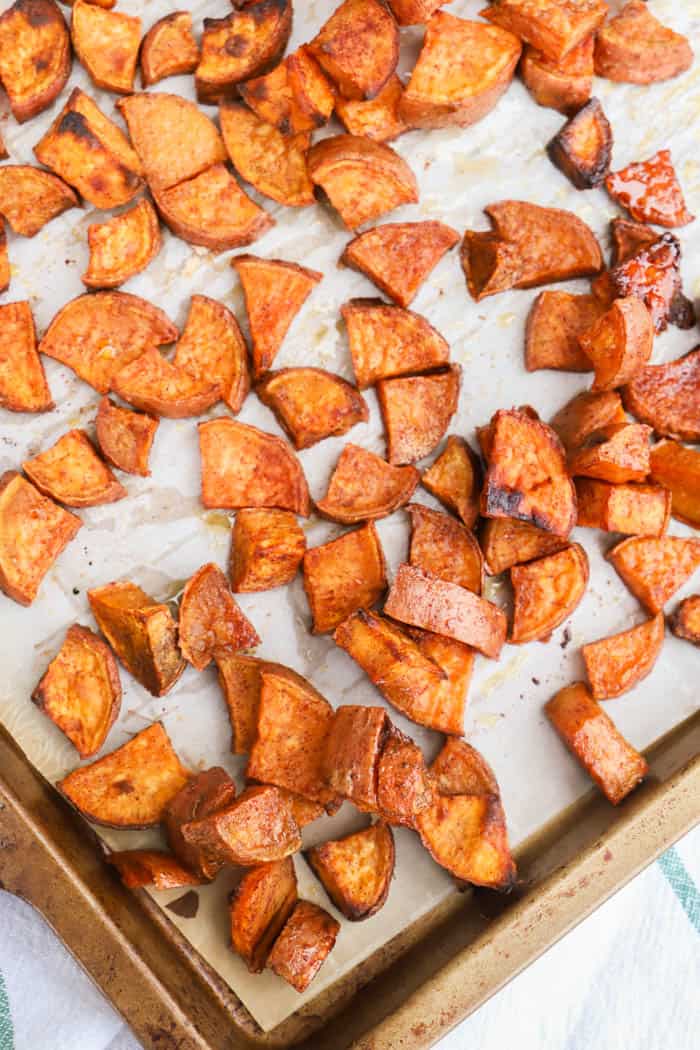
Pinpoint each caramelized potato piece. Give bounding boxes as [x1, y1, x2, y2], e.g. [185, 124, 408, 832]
[95, 397, 158, 477]
[568, 422, 651, 484]
[374, 728, 433, 828]
[322, 705, 389, 810]
[88, 580, 184, 696]
[0, 0, 70, 122]
[525, 291, 602, 373]
[196, 0, 292, 104]
[307, 135, 418, 230]
[480, 518, 568, 575]
[0, 472, 81, 606]
[606, 150, 693, 228]
[316, 444, 419, 523]
[409, 627, 474, 735]
[231, 509, 305, 593]
[240, 46, 335, 136]
[336, 75, 407, 144]
[510, 543, 588, 644]
[216, 655, 300, 755]
[108, 850, 201, 890]
[650, 440, 700, 528]
[0, 166, 77, 238]
[198, 418, 310, 515]
[181, 785, 301, 868]
[179, 563, 260, 672]
[421, 436, 481, 529]
[545, 682, 648, 804]
[309, 0, 398, 101]
[482, 0, 607, 62]
[173, 296, 249, 415]
[0, 300, 52, 414]
[140, 11, 199, 87]
[257, 368, 368, 450]
[520, 37, 593, 114]
[83, 199, 161, 290]
[23, 429, 126, 507]
[416, 792, 515, 889]
[399, 12, 521, 130]
[608, 535, 700, 614]
[111, 346, 220, 419]
[594, 1, 693, 85]
[604, 233, 690, 334]
[306, 823, 394, 921]
[610, 217, 657, 266]
[230, 858, 297, 973]
[342, 299, 450, 390]
[575, 479, 670, 537]
[623, 348, 700, 443]
[583, 613, 664, 700]
[220, 104, 314, 209]
[407, 503, 483, 594]
[430, 738, 499, 798]
[164, 767, 238, 880]
[378, 367, 460, 465]
[547, 98, 612, 189]
[670, 595, 700, 646]
[71, 0, 140, 93]
[581, 296, 654, 393]
[551, 389, 626, 454]
[267, 900, 339, 992]
[477, 403, 540, 462]
[387, 0, 443, 25]
[58, 723, 190, 827]
[303, 523, 386, 634]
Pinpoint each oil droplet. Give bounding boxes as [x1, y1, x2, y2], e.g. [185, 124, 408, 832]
[497, 313, 515, 328]
[202, 511, 230, 531]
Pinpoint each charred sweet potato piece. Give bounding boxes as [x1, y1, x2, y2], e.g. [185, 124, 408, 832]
[510, 543, 588, 643]
[525, 291, 602, 373]
[71, 0, 140, 94]
[173, 296, 249, 415]
[58, 723, 191, 827]
[107, 851, 202, 890]
[111, 346, 220, 419]
[606, 150, 693, 228]
[430, 738, 499, 798]
[342, 299, 450, 391]
[545, 682, 648, 804]
[551, 390, 626, 454]
[196, 0, 292, 104]
[604, 234, 689, 334]
[231, 509, 305, 593]
[416, 791, 515, 889]
[140, 11, 199, 87]
[480, 518, 569, 575]
[303, 523, 386, 634]
[257, 368, 368, 451]
[0, 0, 70, 123]
[407, 503, 483, 594]
[623, 349, 700, 443]
[181, 785, 301, 868]
[335, 75, 407, 143]
[309, 0, 398, 101]
[95, 397, 158, 477]
[378, 367, 460, 465]
[375, 727, 434, 827]
[520, 37, 593, 114]
[399, 12, 521, 130]
[482, 0, 607, 62]
[88, 580, 185, 696]
[0, 300, 52, 414]
[23, 429, 127, 508]
[198, 418, 310, 515]
[322, 705, 389, 810]
[220, 104, 314, 209]
[575, 479, 670, 537]
[82, 199, 161, 290]
[650, 440, 700, 528]
[0, 472, 81, 606]
[386, 0, 443, 25]
[230, 858, 297, 973]
[267, 899, 340, 992]
[568, 422, 651, 484]
[39, 291, 177, 395]
[239, 46, 336, 135]
[164, 767, 238, 880]
[0, 166, 77, 238]
[306, 823, 394, 921]
[670, 595, 700, 646]
[462, 201, 603, 300]
[594, 1, 693, 85]
[179, 563, 260, 672]
[608, 535, 700, 614]
[583, 612, 664, 700]
[610, 218, 657, 267]
[547, 98, 612, 189]
[316, 444, 419, 523]
[421, 437, 481, 529]
[307, 135, 418, 230]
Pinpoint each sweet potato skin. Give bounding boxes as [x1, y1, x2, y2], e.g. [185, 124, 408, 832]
[421, 436, 482, 529]
[316, 443, 419, 524]
[547, 97, 612, 190]
[575, 479, 670, 537]
[670, 595, 700, 646]
[520, 37, 593, 114]
[583, 613, 665, 700]
[0, 0, 71, 122]
[594, 0, 693, 85]
[0, 165, 78, 238]
[378, 366, 461, 465]
[0, 300, 53, 414]
[305, 822, 395, 921]
[482, 0, 608, 63]
[322, 704, 389, 811]
[607, 536, 700, 614]
[342, 298, 451, 390]
[230, 509, 306, 593]
[649, 440, 700, 528]
[164, 767, 238, 880]
[303, 522, 386, 634]
[525, 291, 602, 373]
[256, 368, 368, 450]
[178, 562, 260, 671]
[83, 199, 162, 290]
[623, 348, 700, 443]
[95, 397, 158, 478]
[510, 543, 589, 644]
[230, 858, 297, 973]
[180, 785, 302, 868]
[173, 296, 250, 415]
[308, 0, 399, 101]
[267, 900, 340, 992]
[605, 150, 693, 228]
[407, 502, 483, 594]
[140, 11, 199, 87]
[23, 429, 127, 508]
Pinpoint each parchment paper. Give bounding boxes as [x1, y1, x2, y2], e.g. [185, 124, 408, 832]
[1, 0, 699, 1032]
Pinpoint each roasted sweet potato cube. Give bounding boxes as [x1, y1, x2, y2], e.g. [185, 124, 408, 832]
[525, 291, 602, 373]
[610, 218, 657, 267]
[88, 580, 185, 696]
[430, 738, 499, 798]
[568, 422, 651, 484]
[386, 0, 443, 25]
[140, 11, 199, 87]
[257, 368, 368, 451]
[230, 509, 305, 593]
[376, 727, 434, 828]
[195, 0, 292, 104]
[421, 437, 481, 529]
[164, 767, 238, 880]
[482, 0, 607, 62]
[0, 0, 70, 123]
[305, 822, 394, 921]
[545, 682, 648, 804]
[95, 397, 158, 478]
[0, 166, 78, 238]
[378, 367, 460, 466]
[173, 296, 249, 415]
[410, 628, 474, 735]
[179, 563, 259, 672]
[510, 543, 588, 643]
[232, 256, 322, 379]
[58, 723, 191, 828]
[520, 37, 594, 114]
[606, 150, 693, 229]
[670, 596, 700, 646]
[83, 199, 161, 290]
[107, 850, 202, 890]
[282, 793, 326, 829]
[110, 346, 220, 419]
[335, 75, 407, 143]
[267, 900, 340, 992]
[23, 429, 126, 508]
[575, 479, 670, 537]
[215, 653, 265, 755]
[309, 0, 398, 101]
[0, 472, 81, 606]
[551, 390, 627, 454]
[322, 704, 389, 811]
[583, 612, 664, 700]
[594, 1, 693, 85]
[316, 444, 419, 524]
[239, 46, 335, 135]
[399, 12, 521, 130]
[649, 440, 700, 529]
[342, 299, 450, 391]
[623, 348, 700, 442]
[181, 785, 301, 868]
[480, 517, 569, 575]
[303, 523, 386, 634]
[608, 535, 700, 614]
[477, 403, 541, 462]
[71, 0, 140, 93]
[605, 233, 688, 334]
[230, 858, 297, 973]
[0, 300, 52, 414]
[407, 503, 483, 594]
[220, 104, 314, 209]
[547, 98, 612, 189]
[416, 793, 515, 889]
[307, 135, 418, 230]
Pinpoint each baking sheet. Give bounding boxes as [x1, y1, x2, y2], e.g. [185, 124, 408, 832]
[1, 0, 699, 1033]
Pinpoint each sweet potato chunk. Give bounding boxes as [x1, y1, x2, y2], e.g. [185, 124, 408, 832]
[309, 0, 398, 101]
[603, 234, 689, 334]
[525, 291, 602, 373]
[196, 0, 292, 104]
[421, 437, 481, 529]
[610, 218, 657, 267]
[39, 291, 177, 395]
[520, 37, 593, 114]
[335, 75, 407, 143]
[399, 12, 521, 130]
[181, 785, 301, 868]
[342, 299, 450, 391]
[545, 682, 648, 804]
[107, 851, 201, 890]
[410, 628, 474, 734]
[430, 738, 498, 798]
[623, 348, 700, 442]
[23, 429, 126, 507]
[0, 166, 77, 238]
[316, 444, 419, 523]
[575, 479, 670, 537]
[378, 367, 460, 465]
[232, 255, 322, 378]
[239, 46, 335, 135]
[140, 11, 199, 87]
[198, 418, 310, 515]
[650, 440, 700, 528]
[0, 472, 81, 606]
[670, 596, 700, 646]
[580, 295, 655, 393]
[594, 1, 693, 85]
[551, 389, 626, 454]
[322, 705, 389, 811]
[71, 0, 140, 93]
[58, 723, 191, 828]
[510, 543, 588, 644]
[230, 858, 297, 973]
[216, 655, 303, 755]
[375, 727, 433, 827]
[608, 535, 700, 614]
[173, 296, 249, 415]
[95, 397, 158, 477]
[231, 509, 305, 593]
[307, 135, 418, 230]
[83, 199, 161, 290]
[583, 612, 664, 700]
[257, 368, 368, 451]
[547, 98, 612, 190]
[267, 900, 340, 992]
[164, 767, 238, 880]
[416, 792, 515, 889]
[0, 0, 70, 122]
[303, 523, 386, 634]
[386, 0, 443, 25]
[0, 230, 8, 295]
[179, 563, 260, 672]
[0, 300, 52, 414]
[111, 346, 219, 419]
[568, 422, 651, 484]
[220, 104, 314, 209]
[306, 823, 394, 921]
[482, 0, 607, 62]
[480, 518, 568, 575]
[407, 503, 483, 594]
[606, 150, 693, 229]
[462, 201, 603, 300]
[88, 580, 185, 696]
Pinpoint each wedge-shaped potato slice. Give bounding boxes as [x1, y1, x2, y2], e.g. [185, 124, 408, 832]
[110, 346, 220, 419]
[58, 723, 191, 828]
[547, 98, 612, 190]
[417, 792, 515, 889]
[575, 479, 670, 537]
[257, 368, 368, 451]
[173, 296, 249, 415]
[399, 12, 521, 130]
[198, 418, 310, 515]
[510, 543, 588, 644]
[179, 563, 260, 672]
[623, 348, 700, 442]
[306, 823, 394, 921]
[0, 300, 52, 414]
[583, 613, 664, 701]
[551, 390, 626, 454]
[480, 518, 569, 575]
[181, 785, 301, 868]
[220, 104, 314, 209]
[231, 509, 305, 593]
[462, 201, 603, 300]
[342, 299, 450, 390]
[95, 397, 158, 477]
[215, 655, 303, 755]
[525, 291, 602, 373]
[520, 37, 593, 114]
[71, 0, 140, 94]
[140, 11, 199, 87]
[230, 858, 297, 973]
[164, 767, 238, 880]
[603, 233, 689, 334]
[88, 580, 185, 696]
[316, 444, 419, 523]
[39, 291, 177, 395]
[196, 0, 292, 103]
[387, 0, 443, 25]
[409, 627, 474, 735]
[594, 0, 693, 85]
[0, 0, 70, 122]
[606, 150, 693, 229]
[83, 199, 161, 290]
[670, 595, 700, 646]
[568, 422, 651, 484]
[482, 0, 607, 62]
[303, 523, 386, 634]
[232, 255, 322, 378]
[23, 429, 127, 508]
[421, 437, 481, 529]
[378, 367, 460, 466]
[375, 727, 434, 828]
[430, 738, 499, 797]
[0, 472, 81, 606]
[309, 0, 398, 101]
[407, 503, 483, 594]
[0, 166, 78, 238]
[239, 46, 336, 136]
[268, 899, 340, 992]
[322, 705, 389, 811]
[336, 76, 407, 144]
[650, 440, 700, 528]
[107, 850, 201, 890]
[307, 135, 418, 230]
[545, 682, 648, 804]
[608, 535, 700, 614]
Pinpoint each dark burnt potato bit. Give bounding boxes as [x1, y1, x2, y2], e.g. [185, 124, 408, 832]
[547, 98, 612, 189]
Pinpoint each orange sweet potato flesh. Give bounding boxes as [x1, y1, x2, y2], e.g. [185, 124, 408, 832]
[0, 472, 81, 606]
[215, 655, 305, 755]
[88, 580, 185, 696]
[670, 595, 700, 646]
[164, 767, 238, 880]
[510, 543, 589, 643]
[525, 291, 602, 372]
[231, 509, 306, 593]
[335, 75, 407, 143]
[376, 727, 434, 828]
[305, 823, 395, 921]
[594, 0, 693, 85]
[430, 738, 499, 798]
[520, 37, 593, 114]
[220, 104, 314, 209]
[575, 479, 670, 537]
[408, 627, 474, 735]
[0, 0, 71, 122]
[387, 0, 443, 25]
[342, 299, 450, 390]
[606, 150, 693, 229]
[421, 436, 482, 529]
[111, 346, 220, 419]
[583, 612, 665, 701]
[23, 429, 126, 508]
[173, 296, 250, 415]
[551, 390, 627, 454]
[649, 440, 700, 528]
[58, 723, 191, 828]
[179, 563, 260, 672]
[547, 97, 612, 190]
[0, 230, 8, 295]
[416, 792, 515, 889]
[482, 0, 608, 62]
[267, 899, 340, 992]
[623, 348, 700, 442]
[303, 522, 386, 634]
[568, 422, 651, 484]
[608, 535, 700, 614]
[407, 503, 483, 594]
[257, 368, 368, 451]
[0, 300, 53, 414]
[322, 704, 389, 811]
[545, 682, 648, 804]
[239, 46, 335, 136]
[478, 403, 540, 462]
[83, 199, 161, 290]
[71, 0, 140, 94]
[180, 785, 302, 868]
[140, 11, 199, 87]
[316, 444, 419, 524]
[610, 218, 657, 267]
[309, 0, 399, 101]
[196, 0, 292, 104]
[107, 850, 202, 890]
[95, 397, 158, 477]
[480, 517, 569, 575]
[602, 233, 691, 334]
[198, 418, 310, 516]
[399, 12, 521, 130]
[230, 858, 298, 973]
[378, 366, 461, 466]
[0, 166, 78, 238]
